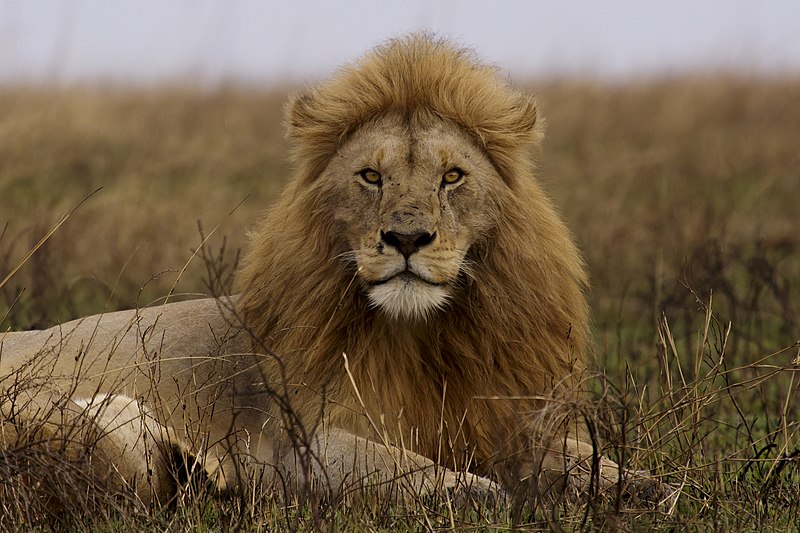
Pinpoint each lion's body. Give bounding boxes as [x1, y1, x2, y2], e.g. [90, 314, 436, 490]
[235, 37, 590, 472]
[1, 36, 663, 512]
[0, 299, 267, 502]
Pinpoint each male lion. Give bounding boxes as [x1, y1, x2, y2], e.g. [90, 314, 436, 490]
[0, 35, 664, 512]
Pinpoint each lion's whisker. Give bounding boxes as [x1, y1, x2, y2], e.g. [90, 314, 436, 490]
[332, 250, 358, 264]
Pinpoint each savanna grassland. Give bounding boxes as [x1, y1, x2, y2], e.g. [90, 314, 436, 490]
[1, 77, 799, 531]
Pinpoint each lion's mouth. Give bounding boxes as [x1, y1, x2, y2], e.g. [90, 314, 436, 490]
[370, 270, 443, 287]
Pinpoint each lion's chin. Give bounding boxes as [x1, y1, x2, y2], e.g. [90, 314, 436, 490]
[367, 277, 451, 321]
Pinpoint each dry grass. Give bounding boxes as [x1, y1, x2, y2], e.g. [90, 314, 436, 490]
[1, 76, 799, 530]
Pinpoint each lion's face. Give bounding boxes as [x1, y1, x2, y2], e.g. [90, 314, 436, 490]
[317, 114, 503, 320]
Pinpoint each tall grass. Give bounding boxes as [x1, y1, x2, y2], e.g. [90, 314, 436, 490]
[1, 77, 799, 530]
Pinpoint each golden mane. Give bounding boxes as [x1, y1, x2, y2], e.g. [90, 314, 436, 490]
[285, 34, 542, 186]
[234, 34, 589, 470]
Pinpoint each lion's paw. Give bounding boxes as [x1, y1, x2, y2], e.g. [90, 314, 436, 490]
[444, 474, 507, 509]
[622, 471, 678, 510]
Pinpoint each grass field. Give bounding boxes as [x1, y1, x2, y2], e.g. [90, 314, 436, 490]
[1, 77, 799, 530]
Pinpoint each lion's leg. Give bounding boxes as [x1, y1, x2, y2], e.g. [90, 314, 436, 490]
[533, 436, 673, 505]
[278, 427, 502, 504]
[1, 392, 176, 510]
[72, 394, 178, 505]
[535, 436, 621, 496]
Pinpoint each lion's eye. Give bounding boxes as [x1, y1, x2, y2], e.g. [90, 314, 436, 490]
[442, 168, 464, 186]
[358, 168, 382, 186]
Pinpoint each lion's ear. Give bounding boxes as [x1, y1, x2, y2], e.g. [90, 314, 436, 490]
[285, 91, 316, 140]
[489, 90, 541, 149]
[475, 90, 543, 184]
[284, 90, 342, 181]
[510, 94, 542, 145]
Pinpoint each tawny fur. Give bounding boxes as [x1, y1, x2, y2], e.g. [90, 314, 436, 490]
[234, 35, 590, 474]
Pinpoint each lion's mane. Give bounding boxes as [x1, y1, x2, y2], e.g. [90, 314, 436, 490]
[234, 35, 590, 468]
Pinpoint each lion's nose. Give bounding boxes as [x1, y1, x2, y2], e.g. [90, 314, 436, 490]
[380, 230, 436, 259]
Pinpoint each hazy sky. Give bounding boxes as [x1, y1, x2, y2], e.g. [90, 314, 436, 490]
[1, 0, 799, 86]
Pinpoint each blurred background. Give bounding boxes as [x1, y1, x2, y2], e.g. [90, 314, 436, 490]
[2, 0, 800, 84]
[1, 0, 798, 369]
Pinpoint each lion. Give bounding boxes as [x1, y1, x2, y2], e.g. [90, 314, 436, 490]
[0, 35, 666, 513]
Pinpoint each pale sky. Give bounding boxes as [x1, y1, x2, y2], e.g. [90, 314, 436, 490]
[1, 0, 799, 86]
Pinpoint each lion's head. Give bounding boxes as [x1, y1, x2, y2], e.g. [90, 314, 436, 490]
[311, 112, 503, 320]
[234, 35, 589, 460]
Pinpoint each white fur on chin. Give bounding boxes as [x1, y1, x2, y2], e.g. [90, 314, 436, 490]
[368, 278, 450, 320]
